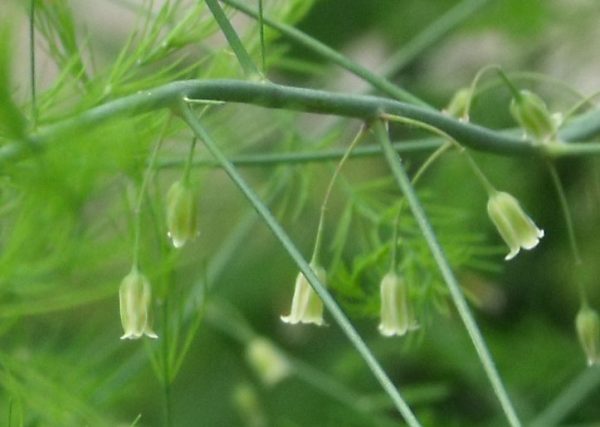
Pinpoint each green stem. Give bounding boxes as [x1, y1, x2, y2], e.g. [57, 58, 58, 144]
[464, 64, 503, 119]
[205, 300, 399, 426]
[545, 161, 587, 306]
[257, 0, 266, 73]
[529, 366, 600, 427]
[311, 126, 366, 263]
[464, 151, 496, 195]
[546, 162, 581, 265]
[205, 0, 261, 78]
[132, 124, 167, 268]
[381, 112, 496, 194]
[380, 141, 454, 272]
[182, 137, 197, 184]
[219, 0, 428, 107]
[161, 298, 172, 427]
[29, 0, 37, 127]
[390, 141, 453, 271]
[14, 79, 600, 165]
[496, 68, 522, 100]
[374, 120, 522, 427]
[180, 104, 423, 427]
[157, 138, 443, 168]
[381, 0, 490, 76]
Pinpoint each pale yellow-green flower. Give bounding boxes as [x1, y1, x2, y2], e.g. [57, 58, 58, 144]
[246, 337, 291, 386]
[487, 191, 544, 260]
[379, 272, 418, 337]
[509, 90, 557, 142]
[166, 180, 197, 248]
[576, 306, 600, 366]
[281, 263, 325, 326]
[119, 268, 158, 340]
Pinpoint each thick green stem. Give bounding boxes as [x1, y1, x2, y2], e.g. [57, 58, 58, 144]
[374, 121, 522, 427]
[180, 104, 423, 427]
[9, 79, 600, 167]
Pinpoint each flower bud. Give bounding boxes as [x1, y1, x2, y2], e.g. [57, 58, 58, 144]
[509, 90, 556, 142]
[378, 272, 418, 337]
[246, 337, 291, 387]
[576, 306, 600, 366]
[281, 263, 325, 326]
[119, 268, 158, 340]
[444, 87, 472, 122]
[487, 191, 544, 260]
[166, 180, 197, 248]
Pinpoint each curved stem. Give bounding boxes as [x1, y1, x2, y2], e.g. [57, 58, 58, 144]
[180, 104, 423, 427]
[390, 141, 453, 271]
[374, 120, 522, 427]
[13, 79, 600, 166]
[311, 126, 366, 263]
[546, 162, 582, 265]
[464, 151, 496, 195]
[545, 161, 587, 306]
[132, 116, 170, 268]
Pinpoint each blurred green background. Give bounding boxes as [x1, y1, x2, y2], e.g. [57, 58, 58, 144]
[1, 0, 600, 426]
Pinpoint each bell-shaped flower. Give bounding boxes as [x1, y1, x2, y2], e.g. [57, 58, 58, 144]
[281, 263, 325, 326]
[576, 306, 600, 366]
[119, 268, 158, 340]
[509, 90, 557, 142]
[246, 337, 291, 387]
[487, 191, 544, 260]
[444, 87, 472, 122]
[166, 180, 197, 248]
[378, 272, 418, 337]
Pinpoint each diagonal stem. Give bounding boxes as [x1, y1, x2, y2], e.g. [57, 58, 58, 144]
[374, 120, 522, 427]
[180, 103, 423, 427]
[205, 0, 261, 78]
[219, 0, 427, 107]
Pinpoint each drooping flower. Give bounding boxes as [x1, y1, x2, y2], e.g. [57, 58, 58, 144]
[576, 306, 600, 366]
[246, 337, 291, 387]
[281, 263, 325, 326]
[444, 87, 472, 122]
[119, 268, 158, 340]
[509, 90, 557, 142]
[487, 191, 544, 260]
[166, 180, 197, 248]
[378, 272, 418, 337]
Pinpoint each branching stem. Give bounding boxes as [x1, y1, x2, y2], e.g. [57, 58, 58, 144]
[374, 120, 522, 427]
[180, 103, 423, 427]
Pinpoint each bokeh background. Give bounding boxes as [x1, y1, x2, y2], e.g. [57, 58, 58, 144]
[1, 0, 600, 426]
